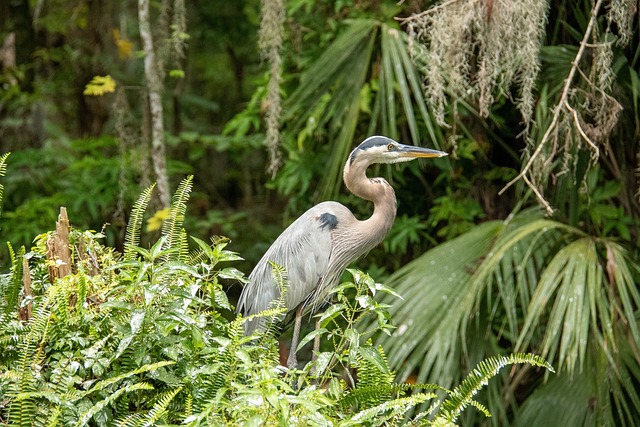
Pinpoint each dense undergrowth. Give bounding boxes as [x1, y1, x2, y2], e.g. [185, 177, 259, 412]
[0, 172, 552, 426]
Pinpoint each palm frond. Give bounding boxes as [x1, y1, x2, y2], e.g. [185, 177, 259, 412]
[516, 238, 600, 374]
[381, 26, 442, 150]
[512, 369, 595, 427]
[604, 242, 640, 347]
[370, 220, 505, 386]
[314, 21, 378, 199]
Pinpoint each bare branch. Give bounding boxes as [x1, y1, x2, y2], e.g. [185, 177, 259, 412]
[563, 100, 599, 158]
[498, 0, 606, 206]
[396, 0, 469, 23]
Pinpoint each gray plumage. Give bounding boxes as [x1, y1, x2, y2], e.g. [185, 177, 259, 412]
[236, 135, 447, 367]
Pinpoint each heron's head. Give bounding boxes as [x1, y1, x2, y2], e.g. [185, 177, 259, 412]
[349, 136, 448, 166]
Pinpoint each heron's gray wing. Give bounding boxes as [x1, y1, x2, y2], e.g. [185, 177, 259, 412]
[237, 201, 351, 334]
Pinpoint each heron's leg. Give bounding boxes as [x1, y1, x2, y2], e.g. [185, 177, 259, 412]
[312, 316, 321, 362]
[287, 304, 304, 370]
[308, 316, 322, 377]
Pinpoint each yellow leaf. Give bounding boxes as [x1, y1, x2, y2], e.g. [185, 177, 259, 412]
[112, 29, 134, 60]
[146, 208, 170, 232]
[83, 75, 116, 96]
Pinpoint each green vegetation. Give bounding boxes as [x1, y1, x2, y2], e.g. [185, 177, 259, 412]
[1, 0, 639, 425]
[0, 181, 552, 425]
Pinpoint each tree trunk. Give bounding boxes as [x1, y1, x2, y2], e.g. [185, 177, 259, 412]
[138, 0, 171, 208]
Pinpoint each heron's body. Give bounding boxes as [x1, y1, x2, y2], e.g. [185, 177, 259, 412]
[237, 136, 447, 367]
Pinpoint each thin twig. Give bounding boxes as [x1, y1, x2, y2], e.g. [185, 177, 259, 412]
[498, 0, 605, 205]
[563, 100, 599, 157]
[524, 174, 553, 214]
[395, 0, 467, 23]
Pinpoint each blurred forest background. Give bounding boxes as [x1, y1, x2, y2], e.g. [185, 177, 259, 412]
[1, 0, 640, 425]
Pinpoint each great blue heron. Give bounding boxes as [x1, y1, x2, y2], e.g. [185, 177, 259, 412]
[237, 135, 447, 368]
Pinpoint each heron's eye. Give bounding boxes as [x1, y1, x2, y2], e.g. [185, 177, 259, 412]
[387, 143, 394, 151]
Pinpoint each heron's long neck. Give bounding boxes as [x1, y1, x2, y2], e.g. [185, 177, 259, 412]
[343, 159, 397, 244]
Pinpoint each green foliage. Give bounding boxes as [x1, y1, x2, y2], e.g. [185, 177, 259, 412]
[0, 137, 144, 264]
[0, 152, 8, 221]
[124, 184, 156, 262]
[2, 0, 638, 425]
[0, 183, 552, 426]
[368, 209, 640, 425]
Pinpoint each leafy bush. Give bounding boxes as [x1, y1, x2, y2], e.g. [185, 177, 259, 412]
[0, 178, 552, 426]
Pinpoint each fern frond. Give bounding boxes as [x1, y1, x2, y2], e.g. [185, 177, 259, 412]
[341, 392, 437, 426]
[161, 176, 193, 260]
[259, 261, 289, 343]
[74, 382, 155, 427]
[0, 152, 9, 219]
[43, 407, 62, 427]
[7, 302, 52, 427]
[0, 152, 9, 176]
[116, 386, 183, 427]
[115, 413, 145, 427]
[82, 360, 174, 396]
[75, 270, 87, 314]
[184, 392, 193, 420]
[48, 279, 71, 324]
[124, 183, 156, 261]
[435, 353, 553, 424]
[177, 228, 189, 262]
[146, 386, 183, 424]
[4, 244, 25, 315]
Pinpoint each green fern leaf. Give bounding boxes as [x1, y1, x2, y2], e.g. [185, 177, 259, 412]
[341, 392, 437, 426]
[161, 176, 193, 260]
[115, 386, 183, 427]
[146, 386, 183, 424]
[435, 353, 553, 424]
[75, 270, 87, 314]
[81, 361, 174, 396]
[177, 228, 189, 262]
[74, 382, 154, 427]
[124, 183, 156, 261]
[4, 244, 25, 315]
[0, 152, 8, 176]
[7, 302, 52, 427]
[0, 152, 8, 220]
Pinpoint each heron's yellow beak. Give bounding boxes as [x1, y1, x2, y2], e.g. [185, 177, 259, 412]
[397, 144, 448, 158]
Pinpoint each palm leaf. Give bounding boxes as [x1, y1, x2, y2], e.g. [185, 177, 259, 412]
[285, 19, 449, 200]
[367, 207, 640, 423]
[512, 368, 595, 427]
[370, 211, 576, 385]
[370, 220, 505, 386]
[516, 238, 599, 373]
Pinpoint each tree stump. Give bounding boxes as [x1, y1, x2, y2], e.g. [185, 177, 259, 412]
[47, 206, 73, 283]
